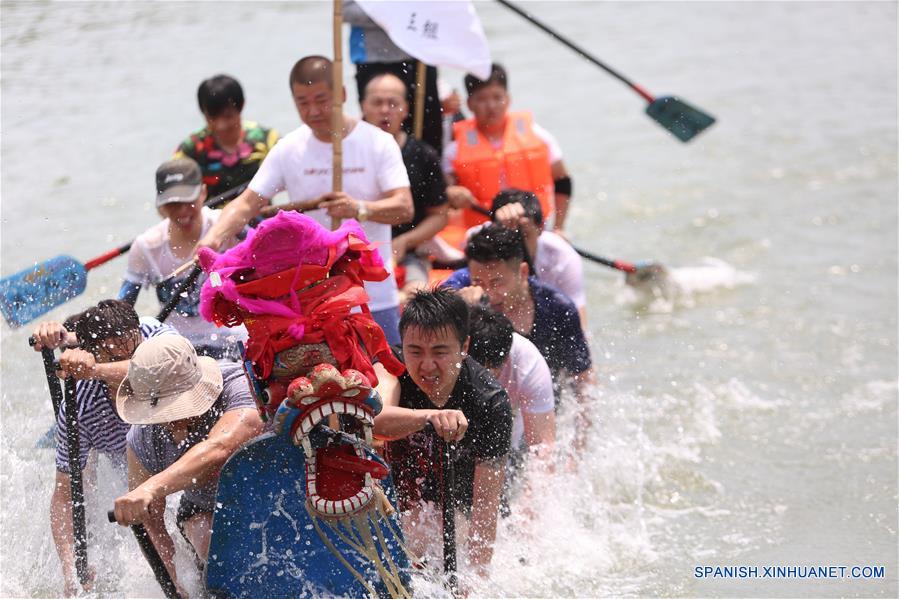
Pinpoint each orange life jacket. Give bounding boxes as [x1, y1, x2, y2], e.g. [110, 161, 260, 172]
[451, 112, 555, 229]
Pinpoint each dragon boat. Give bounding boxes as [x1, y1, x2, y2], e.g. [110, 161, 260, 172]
[196, 212, 418, 598]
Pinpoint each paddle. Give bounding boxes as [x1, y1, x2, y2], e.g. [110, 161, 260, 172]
[155, 264, 204, 323]
[107, 511, 182, 599]
[61, 376, 90, 587]
[442, 440, 458, 594]
[495, 0, 715, 142]
[467, 201, 662, 280]
[0, 182, 248, 329]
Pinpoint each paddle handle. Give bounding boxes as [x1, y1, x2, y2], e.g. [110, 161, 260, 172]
[62, 377, 90, 585]
[573, 247, 637, 273]
[468, 201, 638, 273]
[442, 440, 458, 592]
[83, 242, 132, 271]
[495, 0, 655, 103]
[107, 511, 182, 599]
[155, 264, 203, 323]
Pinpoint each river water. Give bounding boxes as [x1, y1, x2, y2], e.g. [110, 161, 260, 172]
[1, 1, 896, 597]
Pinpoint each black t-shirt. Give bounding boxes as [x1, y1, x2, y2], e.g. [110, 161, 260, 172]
[529, 277, 593, 378]
[392, 137, 447, 239]
[386, 349, 512, 512]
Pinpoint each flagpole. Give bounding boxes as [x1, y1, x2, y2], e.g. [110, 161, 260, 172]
[413, 60, 427, 140]
[331, 0, 344, 230]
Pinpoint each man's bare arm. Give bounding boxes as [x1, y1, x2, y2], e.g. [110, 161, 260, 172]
[319, 187, 414, 225]
[198, 188, 269, 250]
[468, 458, 506, 576]
[393, 204, 449, 258]
[114, 408, 264, 522]
[122, 449, 180, 587]
[550, 160, 571, 233]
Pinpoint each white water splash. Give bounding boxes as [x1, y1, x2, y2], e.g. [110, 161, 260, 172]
[617, 257, 756, 312]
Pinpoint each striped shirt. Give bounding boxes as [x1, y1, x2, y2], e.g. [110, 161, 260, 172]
[55, 317, 176, 474]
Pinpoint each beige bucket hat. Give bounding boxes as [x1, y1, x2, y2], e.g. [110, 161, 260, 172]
[116, 335, 223, 425]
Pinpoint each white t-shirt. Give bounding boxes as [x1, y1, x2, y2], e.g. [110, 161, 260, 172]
[536, 231, 586, 309]
[496, 333, 555, 449]
[124, 207, 248, 348]
[442, 121, 563, 175]
[249, 121, 411, 312]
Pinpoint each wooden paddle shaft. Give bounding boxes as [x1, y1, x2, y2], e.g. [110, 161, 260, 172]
[413, 61, 427, 140]
[331, 0, 344, 231]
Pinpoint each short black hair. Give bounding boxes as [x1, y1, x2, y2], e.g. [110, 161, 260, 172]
[464, 63, 507, 96]
[492, 188, 544, 228]
[75, 299, 141, 354]
[467, 306, 514, 369]
[465, 224, 526, 265]
[400, 287, 469, 346]
[289, 55, 332, 89]
[197, 75, 245, 117]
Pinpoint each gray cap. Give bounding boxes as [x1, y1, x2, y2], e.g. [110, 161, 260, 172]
[156, 158, 202, 207]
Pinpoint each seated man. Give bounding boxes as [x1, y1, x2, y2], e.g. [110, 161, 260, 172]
[489, 189, 587, 326]
[197, 56, 413, 344]
[442, 225, 596, 451]
[373, 288, 511, 580]
[467, 305, 554, 457]
[30, 299, 174, 597]
[442, 63, 573, 235]
[174, 74, 279, 198]
[111, 335, 265, 590]
[120, 158, 247, 360]
[360, 72, 448, 302]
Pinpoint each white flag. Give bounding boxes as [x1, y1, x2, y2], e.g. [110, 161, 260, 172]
[355, 0, 492, 79]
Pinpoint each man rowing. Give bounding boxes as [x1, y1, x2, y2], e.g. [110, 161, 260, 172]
[464, 189, 588, 327]
[443, 225, 597, 452]
[197, 55, 413, 344]
[174, 74, 279, 198]
[374, 288, 512, 583]
[442, 63, 574, 238]
[111, 335, 265, 592]
[360, 72, 448, 302]
[120, 158, 247, 359]
[31, 300, 175, 596]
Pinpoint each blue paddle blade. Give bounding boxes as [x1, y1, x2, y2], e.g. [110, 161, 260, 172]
[646, 95, 716, 142]
[0, 256, 87, 328]
[206, 432, 411, 597]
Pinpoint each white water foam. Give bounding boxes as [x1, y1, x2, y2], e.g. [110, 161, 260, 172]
[616, 257, 756, 313]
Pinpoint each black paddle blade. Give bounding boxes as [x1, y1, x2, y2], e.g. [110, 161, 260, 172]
[646, 96, 715, 142]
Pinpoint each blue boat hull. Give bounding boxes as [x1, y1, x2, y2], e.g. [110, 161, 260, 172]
[205, 432, 411, 598]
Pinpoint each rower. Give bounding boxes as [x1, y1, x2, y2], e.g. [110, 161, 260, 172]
[174, 74, 279, 199]
[197, 55, 413, 345]
[30, 300, 175, 597]
[360, 73, 449, 303]
[467, 305, 555, 457]
[443, 225, 597, 453]
[373, 288, 512, 583]
[442, 63, 574, 239]
[472, 188, 588, 327]
[118, 158, 248, 360]
[111, 335, 265, 595]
